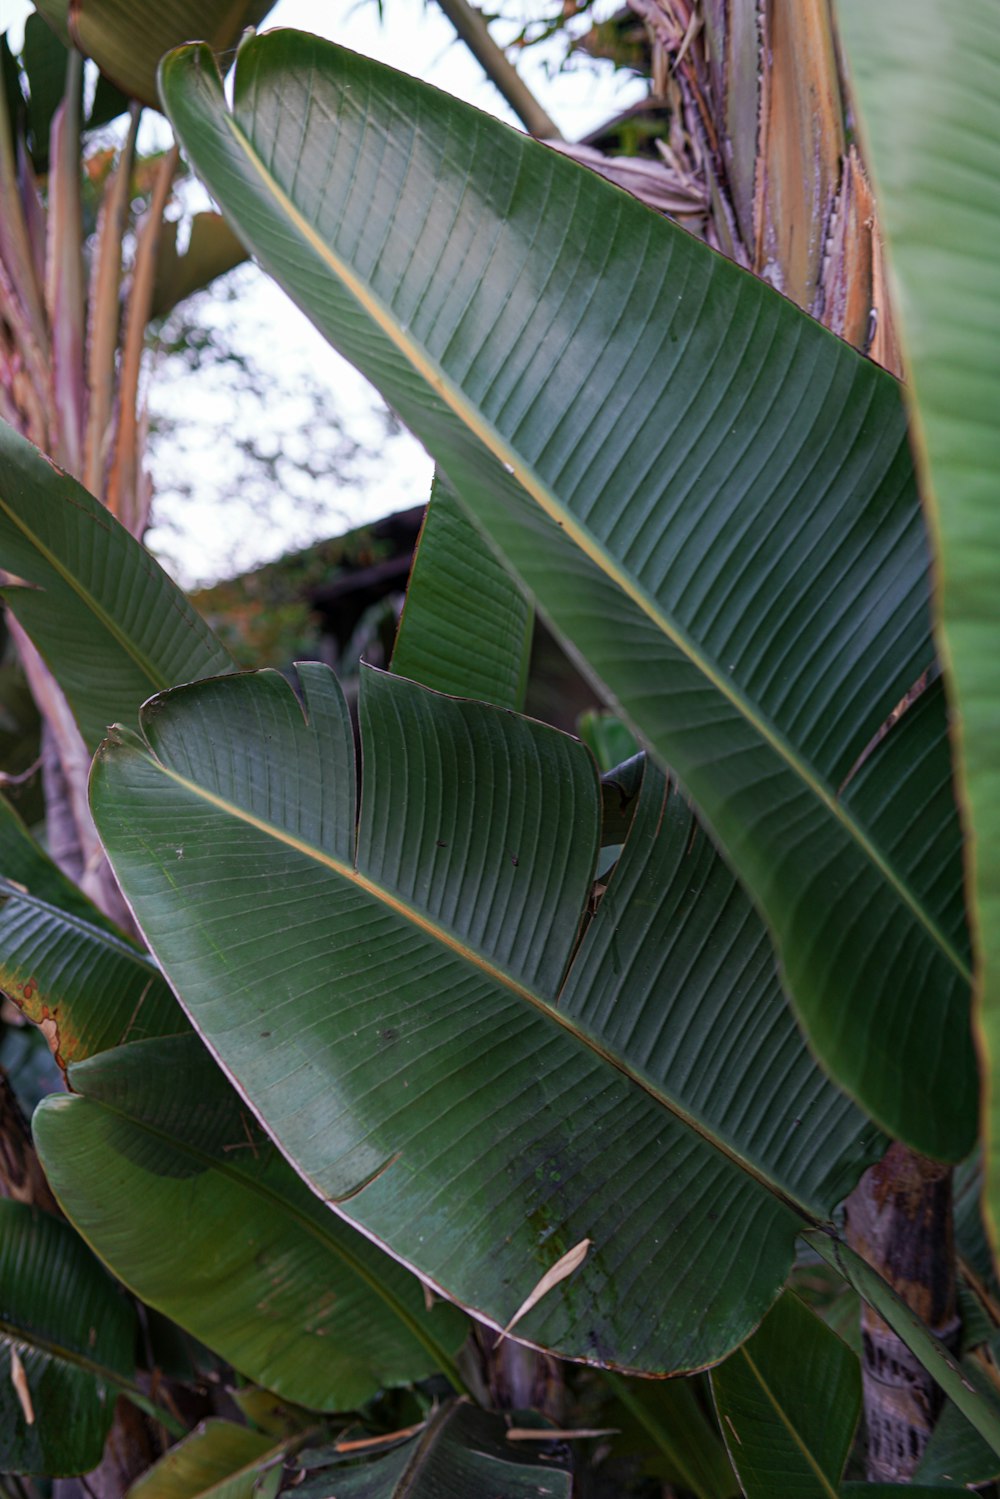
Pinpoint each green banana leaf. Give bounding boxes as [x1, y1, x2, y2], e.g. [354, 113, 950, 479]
[0, 790, 117, 931]
[88, 662, 881, 1373]
[158, 31, 973, 1159]
[289, 1403, 571, 1499]
[21, 10, 67, 170]
[0, 879, 186, 1064]
[0, 419, 232, 751]
[711, 1290, 860, 1497]
[0, 1197, 136, 1475]
[230, 1386, 315, 1438]
[835, 0, 1000, 1248]
[578, 713, 639, 776]
[391, 476, 532, 711]
[34, 1033, 469, 1411]
[840, 1489, 959, 1497]
[33, 0, 277, 106]
[916, 1335, 1000, 1489]
[125, 1419, 283, 1499]
[0, 787, 188, 1069]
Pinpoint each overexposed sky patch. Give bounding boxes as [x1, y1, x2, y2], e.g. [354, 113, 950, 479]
[3, 0, 645, 585]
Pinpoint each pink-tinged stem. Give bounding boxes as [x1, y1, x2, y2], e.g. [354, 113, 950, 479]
[45, 50, 86, 479]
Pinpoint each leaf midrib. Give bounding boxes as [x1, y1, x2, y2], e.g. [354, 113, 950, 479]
[0, 1320, 135, 1396]
[167, 44, 970, 991]
[128, 739, 814, 1222]
[735, 1343, 843, 1498]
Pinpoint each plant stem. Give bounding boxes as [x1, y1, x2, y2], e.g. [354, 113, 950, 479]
[804, 1228, 1000, 1460]
[434, 0, 563, 139]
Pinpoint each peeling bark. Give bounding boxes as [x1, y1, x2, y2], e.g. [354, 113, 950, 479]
[846, 1143, 959, 1481]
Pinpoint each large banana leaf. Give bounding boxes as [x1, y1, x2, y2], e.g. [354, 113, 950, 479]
[835, 0, 1000, 1243]
[34, 0, 276, 106]
[0, 790, 116, 931]
[599, 1374, 738, 1499]
[89, 662, 880, 1373]
[0, 1197, 136, 1475]
[289, 1403, 571, 1499]
[34, 1034, 468, 1410]
[711, 1290, 860, 1497]
[159, 33, 973, 1158]
[0, 419, 232, 750]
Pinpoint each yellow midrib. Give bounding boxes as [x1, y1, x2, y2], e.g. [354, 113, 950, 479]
[736, 1343, 843, 1498]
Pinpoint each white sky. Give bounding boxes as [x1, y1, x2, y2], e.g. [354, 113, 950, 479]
[3, 0, 646, 585]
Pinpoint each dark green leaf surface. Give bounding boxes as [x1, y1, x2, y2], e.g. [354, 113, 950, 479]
[0, 1198, 135, 1475]
[34, 1034, 467, 1410]
[602, 1372, 737, 1498]
[125, 1419, 279, 1499]
[915, 1330, 1000, 1489]
[0, 790, 117, 931]
[578, 712, 639, 775]
[840, 1488, 959, 1497]
[711, 1290, 859, 1497]
[837, 0, 1000, 1247]
[0, 420, 232, 749]
[391, 475, 532, 710]
[159, 33, 973, 1157]
[837, 0, 1000, 1238]
[290, 1403, 571, 1499]
[90, 663, 879, 1372]
[954, 1152, 1000, 1308]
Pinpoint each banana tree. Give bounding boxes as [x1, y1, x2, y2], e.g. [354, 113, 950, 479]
[0, 3, 996, 1494]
